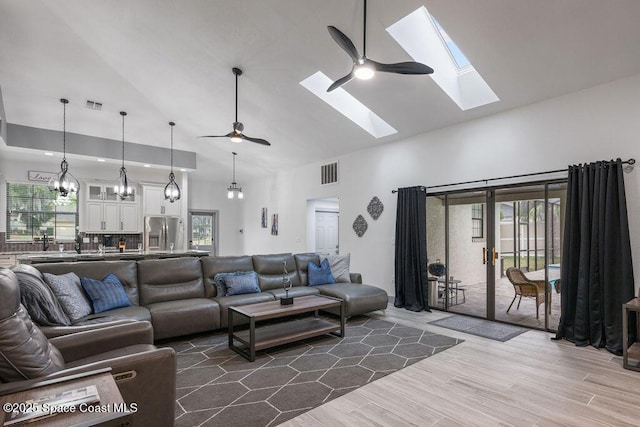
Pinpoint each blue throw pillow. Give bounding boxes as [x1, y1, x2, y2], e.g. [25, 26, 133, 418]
[308, 258, 335, 286]
[80, 274, 132, 314]
[224, 271, 261, 296]
[213, 272, 234, 297]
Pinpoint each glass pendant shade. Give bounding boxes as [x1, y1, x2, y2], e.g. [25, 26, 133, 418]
[51, 98, 79, 197]
[227, 152, 243, 199]
[164, 122, 181, 203]
[115, 111, 133, 200]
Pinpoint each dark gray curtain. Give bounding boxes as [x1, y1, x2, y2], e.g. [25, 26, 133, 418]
[394, 186, 428, 312]
[556, 159, 635, 355]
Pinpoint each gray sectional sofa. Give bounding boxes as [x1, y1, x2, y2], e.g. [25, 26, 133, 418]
[14, 252, 388, 341]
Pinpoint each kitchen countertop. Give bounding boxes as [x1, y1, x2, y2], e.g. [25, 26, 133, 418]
[14, 250, 211, 263]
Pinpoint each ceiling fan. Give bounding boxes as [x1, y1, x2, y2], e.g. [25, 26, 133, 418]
[199, 67, 270, 146]
[326, 0, 434, 92]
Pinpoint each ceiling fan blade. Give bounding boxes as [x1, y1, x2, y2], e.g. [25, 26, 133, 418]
[327, 26, 360, 63]
[242, 135, 271, 146]
[369, 59, 434, 75]
[327, 71, 355, 92]
[197, 133, 233, 138]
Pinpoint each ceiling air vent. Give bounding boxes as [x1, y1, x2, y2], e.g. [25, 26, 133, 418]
[85, 100, 103, 110]
[321, 161, 338, 185]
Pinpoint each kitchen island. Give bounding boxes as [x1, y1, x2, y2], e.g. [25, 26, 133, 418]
[15, 250, 210, 264]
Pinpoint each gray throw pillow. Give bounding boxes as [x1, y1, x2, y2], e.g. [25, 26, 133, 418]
[43, 272, 92, 322]
[320, 253, 352, 283]
[13, 269, 71, 326]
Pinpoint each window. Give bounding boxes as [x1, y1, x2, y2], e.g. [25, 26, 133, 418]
[6, 182, 78, 242]
[471, 203, 484, 239]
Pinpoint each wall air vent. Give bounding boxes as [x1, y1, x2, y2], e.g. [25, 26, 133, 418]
[321, 161, 338, 185]
[85, 100, 103, 110]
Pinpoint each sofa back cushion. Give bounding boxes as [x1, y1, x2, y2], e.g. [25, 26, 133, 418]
[294, 253, 320, 286]
[137, 257, 205, 305]
[34, 261, 139, 305]
[201, 256, 254, 297]
[252, 253, 300, 291]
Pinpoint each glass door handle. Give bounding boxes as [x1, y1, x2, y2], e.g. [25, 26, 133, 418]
[492, 248, 499, 266]
[482, 247, 487, 265]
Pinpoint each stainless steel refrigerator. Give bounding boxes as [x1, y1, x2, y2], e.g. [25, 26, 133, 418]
[144, 216, 184, 252]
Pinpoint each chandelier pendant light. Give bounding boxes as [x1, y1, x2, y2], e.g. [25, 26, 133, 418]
[115, 111, 133, 200]
[51, 98, 79, 197]
[164, 121, 181, 202]
[227, 152, 243, 199]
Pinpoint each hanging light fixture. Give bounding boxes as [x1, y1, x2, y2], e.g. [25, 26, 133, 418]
[227, 152, 243, 199]
[114, 111, 133, 199]
[164, 121, 181, 202]
[50, 98, 79, 197]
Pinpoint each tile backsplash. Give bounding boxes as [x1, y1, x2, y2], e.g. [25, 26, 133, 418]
[0, 232, 142, 253]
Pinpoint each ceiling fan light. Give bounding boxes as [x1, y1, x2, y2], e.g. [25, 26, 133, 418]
[230, 134, 243, 143]
[354, 64, 375, 80]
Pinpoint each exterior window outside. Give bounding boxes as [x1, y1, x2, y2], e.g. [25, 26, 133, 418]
[6, 182, 78, 242]
[471, 203, 484, 239]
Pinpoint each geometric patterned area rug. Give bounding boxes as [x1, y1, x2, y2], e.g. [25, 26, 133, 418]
[163, 317, 462, 427]
[429, 314, 528, 342]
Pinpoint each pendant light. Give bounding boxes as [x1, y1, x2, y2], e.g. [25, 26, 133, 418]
[227, 152, 243, 199]
[114, 111, 133, 199]
[164, 121, 181, 202]
[51, 98, 79, 197]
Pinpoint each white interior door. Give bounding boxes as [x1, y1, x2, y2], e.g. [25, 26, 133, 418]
[315, 210, 339, 254]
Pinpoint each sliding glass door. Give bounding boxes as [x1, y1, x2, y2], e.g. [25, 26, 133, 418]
[426, 181, 565, 331]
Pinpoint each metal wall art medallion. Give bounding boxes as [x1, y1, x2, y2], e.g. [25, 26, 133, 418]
[352, 215, 368, 237]
[367, 196, 384, 220]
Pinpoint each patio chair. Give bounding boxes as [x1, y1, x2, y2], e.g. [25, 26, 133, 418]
[505, 267, 551, 319]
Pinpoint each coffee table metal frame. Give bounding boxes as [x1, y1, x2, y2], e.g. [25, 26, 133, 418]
[228, 295, 345, 361]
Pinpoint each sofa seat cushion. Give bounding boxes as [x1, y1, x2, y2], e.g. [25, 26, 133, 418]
[65, 344, 157, 368]
[213, 293, 275, 328]
[314, 283, 388, 317]
[146, 299, 220, 340]
[265, 286, 320, 300]
[82, 305, 152, 323]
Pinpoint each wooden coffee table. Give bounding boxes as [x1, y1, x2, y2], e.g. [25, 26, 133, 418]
[228, 295, 345, 361]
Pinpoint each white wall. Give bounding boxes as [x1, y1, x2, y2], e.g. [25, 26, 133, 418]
[239, 73, 640, 296]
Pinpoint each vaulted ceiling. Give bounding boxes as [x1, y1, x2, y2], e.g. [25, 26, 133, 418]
[2, 0, 640, 182]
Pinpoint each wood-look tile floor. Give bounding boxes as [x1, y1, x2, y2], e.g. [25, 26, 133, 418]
[282, 305, 640, 427]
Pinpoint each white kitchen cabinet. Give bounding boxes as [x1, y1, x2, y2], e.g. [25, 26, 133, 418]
[120, 204, 138, 232]
[83, 181, 139, 232]
[143, 184, 181, 216]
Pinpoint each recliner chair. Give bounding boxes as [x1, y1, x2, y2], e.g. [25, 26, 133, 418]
[0, 268, 177, 426]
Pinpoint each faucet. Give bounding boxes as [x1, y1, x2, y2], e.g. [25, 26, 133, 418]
[42, 233, 49, 251]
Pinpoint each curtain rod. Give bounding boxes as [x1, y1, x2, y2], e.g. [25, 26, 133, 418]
[391, 158, 636, 194]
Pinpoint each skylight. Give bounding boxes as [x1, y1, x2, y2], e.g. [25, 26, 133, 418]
[300, 71, 397, 139]
[431, 17, 471, 70]
[386, 6, 499, 111]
